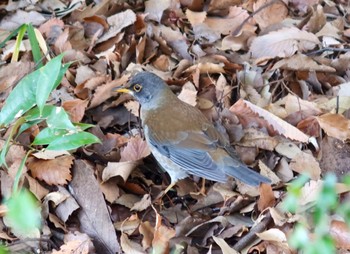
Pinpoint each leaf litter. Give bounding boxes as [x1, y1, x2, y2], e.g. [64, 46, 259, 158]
[1, 0, 350, 253]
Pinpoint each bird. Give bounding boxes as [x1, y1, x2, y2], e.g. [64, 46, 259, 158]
[116, 71, 271, 192]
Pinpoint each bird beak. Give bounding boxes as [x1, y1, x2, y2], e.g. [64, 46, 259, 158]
[115, 87, 132, 94]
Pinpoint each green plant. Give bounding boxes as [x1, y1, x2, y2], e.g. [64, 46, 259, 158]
[283, 173, 350, 254]
[0, 26, 100, 241]
[0, 23, 43, 67]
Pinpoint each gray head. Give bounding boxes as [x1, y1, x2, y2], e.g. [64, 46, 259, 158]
[117, 72, 172, 105]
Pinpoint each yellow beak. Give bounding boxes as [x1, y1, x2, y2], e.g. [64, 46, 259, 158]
[114, 88, 131, 94]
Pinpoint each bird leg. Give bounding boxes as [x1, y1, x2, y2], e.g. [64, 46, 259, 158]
[164, 182, 176, 194]
[154, 182, 177, 201]
[199, 178, 206, 195]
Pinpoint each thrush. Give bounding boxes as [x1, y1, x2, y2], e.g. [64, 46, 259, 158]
[116, 72, 270, 192]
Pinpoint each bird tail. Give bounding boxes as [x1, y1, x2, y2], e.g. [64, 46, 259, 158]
[225, 165, 271, 186]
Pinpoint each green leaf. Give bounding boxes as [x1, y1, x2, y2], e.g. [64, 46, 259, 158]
[46, 131, 101, 150]
[47, 107, 75, 130]
[74, 122, 95, 130]
[36, 54, 64, 114]
[0, 55, 69, 126]
[317, 173, 337, 211]
[11, 24, 27, 62]
[13, 151, 31, 194]
[24, 105, 55, 121]
[32, 127, 68, 145]
[5, 189, 41, 237]
[0, 71, 38, 125]
[289, 224, 309, 250]
[17, 106, 55, 135]
[0, 24, 26, 49]
[27, 24, 42, 68]
[282, 174, 310, 213]
[53, 62, 70, 90]
[0, 245, 9, 254]
[0, 117, 26, 168]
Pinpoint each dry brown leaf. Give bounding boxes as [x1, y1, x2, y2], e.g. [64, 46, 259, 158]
[120, 136, 151, 162]
[62, 99, 89, 122]
[185, 62, 225, 74]
[0, 10, 46, 30]
[291, 151, 321, 180]
[253, 0, 288, 29]
[131, 194, 152, 212]
[38, 18, 64, 38]
[32, 150, 70, 160]
[258, 160, 281, 185]
[151, 24, 192, 60]
[187, 6, 252, 43]
[256, 228, 287, 242]
[102, 161, 140, 182]
[52, 231, 95, 254]
[145, 0, 179, 22]
[250, 27, 320, 59]
[89, 74, 129, 109]
[316, 113, 350, 141]
[51, 240, 90, 254]
[297, 116, 320, 137]
[54, 28, 71, 53]
[26, 175, 49, 201]
[240, 128, 279, 151]
[185, 9, 206, 26]
[272, 54, 336, 72]
[70, 160, 120, 253]
[230, 99, 309, 143]
[115, 214, 140, 235]
[257, 183, 276, 211]
[139, 221, 154, 250]
[289, 0, 319, 13]
[120, 233, 144, 254]
[97, 9, 137, 43]
[75, 65, 96, 85]
[330, 220, 350, 250]
[177, 81, 197, 106]
[212, 236, 239, 254]
[28, 155, 74, 186]
[221, 31, 255, 51]
[303, 5, 326, 33]
[152, 207, 176, 254]
[124, 100, 140, 117]
[55, 186, 80, 223]
[275, 157, 294, 183]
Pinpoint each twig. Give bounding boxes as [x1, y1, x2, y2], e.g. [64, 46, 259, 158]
[233, 212, 272, 252]
[232, 0, 285, 36]
[306, 47, 350, 56]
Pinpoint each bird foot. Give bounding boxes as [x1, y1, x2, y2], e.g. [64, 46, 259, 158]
[154, 182, 177, 201]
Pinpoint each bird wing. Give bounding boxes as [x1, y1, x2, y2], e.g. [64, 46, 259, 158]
[146, 124, 228, 182]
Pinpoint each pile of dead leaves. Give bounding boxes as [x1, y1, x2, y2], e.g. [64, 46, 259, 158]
[1, 0, 350, 253]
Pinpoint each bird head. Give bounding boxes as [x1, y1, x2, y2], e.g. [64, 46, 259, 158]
[115, 72, 169, 105]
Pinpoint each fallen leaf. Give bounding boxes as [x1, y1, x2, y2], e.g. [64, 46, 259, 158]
[120, 136, 151, 162]
[230, 99, 310, 143]
[316, 113, 350, 141]
[212, 236, 239, 254]
[70, 160, 120, 253]
[330, 220, 350, 249]
[249, 27, 320, 59]
[152, 207, 176, 254]
[28, 155, 74, 186]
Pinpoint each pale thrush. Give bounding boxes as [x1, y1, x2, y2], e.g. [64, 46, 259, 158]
[116, 72, 270, 192]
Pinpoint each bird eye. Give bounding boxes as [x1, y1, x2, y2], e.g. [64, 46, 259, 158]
[133, 84, 142, 92]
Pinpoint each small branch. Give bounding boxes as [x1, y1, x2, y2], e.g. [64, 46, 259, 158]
[306, 47, 350, 56]
[232, 0, 285, 36]
[233, 212, 272, 252]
